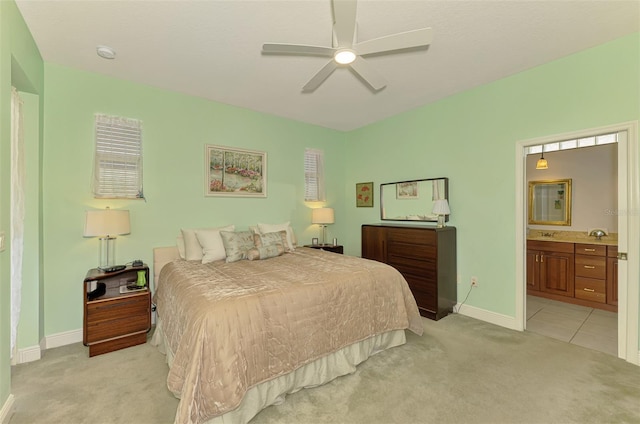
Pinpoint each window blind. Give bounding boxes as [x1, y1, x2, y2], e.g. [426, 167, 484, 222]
[304, 148, 325, 201]
[93, 114, 143, 199]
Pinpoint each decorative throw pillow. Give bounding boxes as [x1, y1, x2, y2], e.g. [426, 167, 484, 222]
[181, 225, 234, 261]
[195, 228, 234, 264]
[220, 231, 255, 263]
[253, 230, 288, 249]
[257, 222, 297, 251]
[247, 244, 285, 261]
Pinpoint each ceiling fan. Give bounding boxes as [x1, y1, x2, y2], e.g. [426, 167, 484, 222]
[262, 0, 432, 92]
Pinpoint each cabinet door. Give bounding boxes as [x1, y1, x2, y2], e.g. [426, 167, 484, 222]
[526, 250, 540, 291]
[540, 251, 574, 297]
[607, 257, 618, 306]
[361, 226, 386, 262]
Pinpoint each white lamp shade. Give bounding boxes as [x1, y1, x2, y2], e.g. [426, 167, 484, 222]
[432, 199, 450, 215]
[84, 208, 131, 237]
[312, 207, 335, 225]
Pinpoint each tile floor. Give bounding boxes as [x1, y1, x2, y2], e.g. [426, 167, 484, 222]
[526, 295, 618, 356]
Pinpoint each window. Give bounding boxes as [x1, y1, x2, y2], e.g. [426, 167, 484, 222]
[526, 132, 617, 155]
[93, 114, 143, 199]
[304, 148, 325, 201]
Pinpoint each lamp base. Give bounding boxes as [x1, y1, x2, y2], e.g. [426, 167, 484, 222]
[437, 215, 446, 228]
[98, 236, 116, 269]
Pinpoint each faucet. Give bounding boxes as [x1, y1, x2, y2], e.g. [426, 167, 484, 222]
[589, 229, 606, 240]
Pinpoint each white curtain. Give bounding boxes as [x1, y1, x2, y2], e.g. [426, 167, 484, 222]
[10, 87, 25, 358]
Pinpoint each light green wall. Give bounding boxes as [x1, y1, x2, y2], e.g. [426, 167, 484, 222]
[342, 33, 640, 320]
[0, 0, 44, 412]
[42, 63, 345, 335]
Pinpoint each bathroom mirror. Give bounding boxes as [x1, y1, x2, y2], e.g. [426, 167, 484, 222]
[528, 179, 572, 226]
[380, 177, 448, 222]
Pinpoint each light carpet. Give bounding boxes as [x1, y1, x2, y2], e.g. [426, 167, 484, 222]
[9, 314, 640, 423]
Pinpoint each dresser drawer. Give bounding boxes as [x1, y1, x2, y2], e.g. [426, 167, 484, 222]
[402, 274, 437, 311]
[574, 255, 606, 279]
[86, 314, 150, 343]
[387, 228, 436, 246]
[575, 278, 606, 303]
[575, 244, 606, 257]
[388, 242, 436, 261]
[388, 259, 436, 281]
[87, 294, 149, 324]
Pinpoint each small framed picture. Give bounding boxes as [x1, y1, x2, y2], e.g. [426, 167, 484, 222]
[312, 238, 319, 246]
[356, 182, 374, 207]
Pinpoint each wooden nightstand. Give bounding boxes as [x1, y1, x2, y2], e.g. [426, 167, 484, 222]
[304, 244, 344, 254]
[83, 265, 151, 357]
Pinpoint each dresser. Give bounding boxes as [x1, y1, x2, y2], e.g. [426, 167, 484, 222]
[362, 224, 457, 320]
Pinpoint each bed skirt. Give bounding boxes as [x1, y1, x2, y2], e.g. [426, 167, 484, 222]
[151, 317, 407, 424]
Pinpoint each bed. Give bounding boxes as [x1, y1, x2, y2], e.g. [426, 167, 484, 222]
[152, 238, 423, 424]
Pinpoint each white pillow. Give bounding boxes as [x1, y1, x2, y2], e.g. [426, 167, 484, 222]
[196, 226, 235, 264]
[176, 235, 186, 259]
[181, 225, 234, 261]
[257, 222, 297, 252]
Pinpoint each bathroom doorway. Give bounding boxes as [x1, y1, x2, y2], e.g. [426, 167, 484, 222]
[515, 122, 639, 364]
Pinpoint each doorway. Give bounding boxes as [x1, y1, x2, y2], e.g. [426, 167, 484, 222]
[515, 122, 639, 365]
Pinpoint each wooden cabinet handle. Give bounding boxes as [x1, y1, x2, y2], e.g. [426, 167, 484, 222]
[583, 288, 595, 292]
[583, 265, 596, 269]
[583, 248, 596, 252]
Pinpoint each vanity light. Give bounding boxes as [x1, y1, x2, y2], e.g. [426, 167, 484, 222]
[536, 148, 548, 170]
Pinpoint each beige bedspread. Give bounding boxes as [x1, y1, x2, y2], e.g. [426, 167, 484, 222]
[155, 247, 423, 424]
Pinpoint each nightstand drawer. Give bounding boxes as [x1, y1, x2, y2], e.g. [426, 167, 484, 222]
[87, 294, 149, 324]
[86, 314, 150, 343]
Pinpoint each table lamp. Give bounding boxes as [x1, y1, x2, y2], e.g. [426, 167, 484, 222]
[432, 199, 450, 228]
[312, 207, 334, 245]
[84, 207, 130, 269]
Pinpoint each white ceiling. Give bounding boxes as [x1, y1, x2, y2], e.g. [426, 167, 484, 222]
[15, 0, 640, 131]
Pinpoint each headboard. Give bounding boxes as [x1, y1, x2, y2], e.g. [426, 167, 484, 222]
[153, 246, 180, 289]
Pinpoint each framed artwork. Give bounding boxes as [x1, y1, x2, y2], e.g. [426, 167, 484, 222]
[205, 145, 267, 197]
[397, 181, 418, 199]
[356, 182, 374, 207]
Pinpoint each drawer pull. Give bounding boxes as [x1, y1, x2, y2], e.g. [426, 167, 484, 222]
[582, 288, 595, 292]
[535, 254, 539, 262]
[583, 265, 596, 269]
[583, 248, 596, 252]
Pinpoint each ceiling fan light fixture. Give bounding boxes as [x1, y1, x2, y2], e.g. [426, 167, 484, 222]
[334, 49, 356, 65]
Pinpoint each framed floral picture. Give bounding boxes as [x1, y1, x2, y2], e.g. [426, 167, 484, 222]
[356, 182, 374, 207]
[205, 145, 267, 197]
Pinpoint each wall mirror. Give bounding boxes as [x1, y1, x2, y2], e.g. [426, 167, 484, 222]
[380, 177, 448, 222]
[528, 179, 572, 225]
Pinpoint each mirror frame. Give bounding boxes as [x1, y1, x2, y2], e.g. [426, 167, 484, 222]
[528, 179, 572, 226]
[380, 177, 449, 222]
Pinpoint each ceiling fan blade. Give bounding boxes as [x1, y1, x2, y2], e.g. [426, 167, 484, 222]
[262, 43, 335, 57]
[349, 56, 386, 91]
[303, 60, 339, 92]
[355, 27, 432, 56]
[332, 0, 357, 47]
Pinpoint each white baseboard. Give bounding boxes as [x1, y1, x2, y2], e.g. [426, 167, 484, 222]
[455, 302, 520, 331]
[0, 394, 14, 424]
[15, 344, 41, 364]
[44, 328, 83, 349]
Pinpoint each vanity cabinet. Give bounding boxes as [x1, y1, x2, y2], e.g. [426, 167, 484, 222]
[527, 241, 574, 298]
[362, 224, 456, 321]
[527, 240, 617, 312]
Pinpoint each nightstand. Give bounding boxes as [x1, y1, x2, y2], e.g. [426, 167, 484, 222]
[83, 264, 151, 357]
[304, 244, 344, 254]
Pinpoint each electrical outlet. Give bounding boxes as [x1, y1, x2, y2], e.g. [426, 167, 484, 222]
[471, 276, 478, 287]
